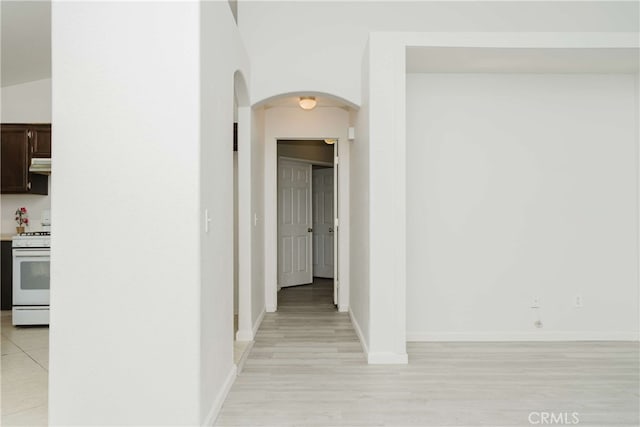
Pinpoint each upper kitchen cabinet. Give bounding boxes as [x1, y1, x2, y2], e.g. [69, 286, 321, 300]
[1, 124, 49, 195]
[31, 125, 52, 158]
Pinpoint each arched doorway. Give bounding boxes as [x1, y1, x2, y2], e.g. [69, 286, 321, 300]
[252, 93, 358, 314]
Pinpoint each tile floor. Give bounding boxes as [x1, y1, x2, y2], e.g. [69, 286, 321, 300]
[1, 311, 49, 426]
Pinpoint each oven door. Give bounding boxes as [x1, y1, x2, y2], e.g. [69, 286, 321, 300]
[13, 248, 50, 306]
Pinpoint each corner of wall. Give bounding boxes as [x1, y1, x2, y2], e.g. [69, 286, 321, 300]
[349, 309, 369, 356]
[202, 364, 237, 426]
[252, 307, 266, 337]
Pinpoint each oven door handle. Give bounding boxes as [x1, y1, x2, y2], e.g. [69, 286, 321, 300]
[13, 249, 50, 257]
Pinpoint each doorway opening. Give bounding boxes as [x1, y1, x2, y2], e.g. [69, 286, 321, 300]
[277, 140, 337, 309]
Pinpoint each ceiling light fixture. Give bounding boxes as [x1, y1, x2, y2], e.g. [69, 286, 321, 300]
[299, 96, 317, 110]
[324, 139, 337, 145]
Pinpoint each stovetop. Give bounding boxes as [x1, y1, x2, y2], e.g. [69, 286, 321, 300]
[13, 231, 51, 248]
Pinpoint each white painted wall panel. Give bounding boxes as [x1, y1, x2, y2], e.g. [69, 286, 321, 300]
[350, 45, 371, 350]
[50, 2, 201, 424]
[199, 1, 253, 423]
[406, 73, 640, 340]
[251, 107, 266, 326]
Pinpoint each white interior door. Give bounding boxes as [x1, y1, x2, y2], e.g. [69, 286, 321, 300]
[278, 159, 313, 287]
[312, 167, 334, 278]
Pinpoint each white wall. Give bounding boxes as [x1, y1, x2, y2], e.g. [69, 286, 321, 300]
[1, 78, 51, 123]
[238, 1, 638, 105]
[250, 106, 265, 333]
[264, 107, 351, 312]
[358, 31, 640, 363]
[1, 78, 52, 235]
[349, 45, 371, 352]
[50, 2, 201, 424]
[406, 73, 639, 341]
[365, 35, 408, 364]
[1, 181, 51, 234]
[199, 1, 253, 424]
[239, 1, 639, 364]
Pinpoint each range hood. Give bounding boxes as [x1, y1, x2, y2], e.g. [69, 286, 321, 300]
[29, 158, 51, 175]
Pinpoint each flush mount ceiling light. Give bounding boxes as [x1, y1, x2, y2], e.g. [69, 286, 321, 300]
[298, 96, 317, 110]
[324, 139, 337, 145]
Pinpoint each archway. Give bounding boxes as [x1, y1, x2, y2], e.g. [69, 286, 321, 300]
[253, 92, 359, 314]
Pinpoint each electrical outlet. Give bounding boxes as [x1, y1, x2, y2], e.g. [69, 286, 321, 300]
[574, 296, 583, 308]
[531, 297, 540, 308]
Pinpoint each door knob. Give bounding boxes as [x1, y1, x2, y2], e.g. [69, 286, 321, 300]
[308, 227, 313, 232]
[329, 227, 333, 232]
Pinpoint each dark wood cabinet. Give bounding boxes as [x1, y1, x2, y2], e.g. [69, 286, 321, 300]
[1, 126, 30, 192]
[31, 125, 52, 158]
[1, 241, 12, 310]
[1, 124, 49, 195]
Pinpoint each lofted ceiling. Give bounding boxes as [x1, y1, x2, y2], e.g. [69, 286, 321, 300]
[3, 2, 636, 86]
[1, 1, 51, 87]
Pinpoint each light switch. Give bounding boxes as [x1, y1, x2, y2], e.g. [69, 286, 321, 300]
[205, 208, 212, 233]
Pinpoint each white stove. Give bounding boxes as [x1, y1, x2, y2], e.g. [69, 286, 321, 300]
[12, 231, 51, 248]
[12, 231, 51, 325]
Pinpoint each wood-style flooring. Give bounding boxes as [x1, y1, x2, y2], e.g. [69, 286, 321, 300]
[216, 279, 639, 426]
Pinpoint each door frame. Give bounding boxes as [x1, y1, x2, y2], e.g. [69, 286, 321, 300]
[266, 137, 349, 313]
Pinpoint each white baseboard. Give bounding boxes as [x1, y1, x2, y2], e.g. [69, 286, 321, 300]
[252, 307, 265, 337]
[266, 305, 277, 313]
[235, 329, 253, 342]
[367, 351, 409, 364]
[338, 305, 349, 313]
[406, 331, 640, 342]
[348, 309, 369, 356]
[348, 310, 408, 364]
[203, 364, 237, 426]
[236, 308, 266, 341]
[235, 340, 254, 375]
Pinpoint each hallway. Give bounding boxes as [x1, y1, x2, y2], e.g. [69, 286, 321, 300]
[215, 279, 639, 427]
[216, 278, 365, 426]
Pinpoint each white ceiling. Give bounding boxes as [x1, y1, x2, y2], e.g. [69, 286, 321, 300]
[1, 1, 51, 87]
[406, 47, 640, 74]
[1, 2, 636, 87]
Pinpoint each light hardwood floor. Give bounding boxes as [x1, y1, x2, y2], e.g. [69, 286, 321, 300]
[216, 279, 639, 426]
